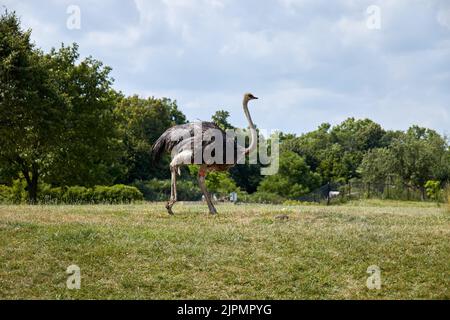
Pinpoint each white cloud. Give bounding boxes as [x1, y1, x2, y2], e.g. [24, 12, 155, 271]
[437, 7, 450, 29]
[2, 0, 450, 134]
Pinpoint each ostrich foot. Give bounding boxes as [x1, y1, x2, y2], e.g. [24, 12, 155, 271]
[165, 202, 174, 215]
[209, 207, 218, 215]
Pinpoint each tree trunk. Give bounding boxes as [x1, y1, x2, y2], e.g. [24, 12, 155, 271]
[326, 182, 331, 206]
[28, 173, 38, 204]
[386, 182, 390, 199]
[22, 166, 39, 204]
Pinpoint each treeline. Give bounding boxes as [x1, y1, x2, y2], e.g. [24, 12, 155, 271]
[1, 11, 449, 204]
[269, 120, 450, 202]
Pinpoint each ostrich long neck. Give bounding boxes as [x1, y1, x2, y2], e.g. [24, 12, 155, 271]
[243, 99, 257, 155]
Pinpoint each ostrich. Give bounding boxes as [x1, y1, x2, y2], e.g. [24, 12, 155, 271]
[151, 93, 259, 215]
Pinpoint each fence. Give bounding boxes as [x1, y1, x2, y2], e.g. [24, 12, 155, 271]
[299, 180, 431, 204]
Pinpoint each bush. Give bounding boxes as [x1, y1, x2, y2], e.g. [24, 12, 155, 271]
[31, 184, 143, 204]
[93, 185, 143, 204]
[0, 185, 13, 203]
[63, 186, 92, 204]
[11, 179, 27, 204]
[257, 151, 321, 199]
[0, 179, 32, 204]
[133, 179, 202, 202]
[39, 184, 64, 204]
[425, 180, 442, 202]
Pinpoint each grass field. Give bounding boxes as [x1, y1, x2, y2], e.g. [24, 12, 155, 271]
[0, 200, 449, 299]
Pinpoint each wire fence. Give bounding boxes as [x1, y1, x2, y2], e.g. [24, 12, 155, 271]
[298, 180, 441, 204]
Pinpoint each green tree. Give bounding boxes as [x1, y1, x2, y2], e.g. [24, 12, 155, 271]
[212, 110, 234, 130]
[328, 118, 385, 181]
[44, 44, 124, 187]
[0, 11, 63, 202]
[282, 122, 331, 173]
[330, 118, 385, 152]
[115, 95, 186, 182]
[0, 11, 122, 201]
[390, 126, 448, 199]
[281, 119, 385, 184]
[359, 148, 397, 185]
[258, 151, 321, 199]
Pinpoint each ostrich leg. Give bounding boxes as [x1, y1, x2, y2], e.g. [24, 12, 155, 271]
[165, 166, 177, 215]
[198, 166, 218, 215]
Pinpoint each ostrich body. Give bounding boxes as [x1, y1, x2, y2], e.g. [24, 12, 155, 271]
[151, 93, 259, 214]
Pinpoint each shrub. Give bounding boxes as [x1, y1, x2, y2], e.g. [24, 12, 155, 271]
[425, 180, 441, 202]
[0, 179, 28, 204]
[93, 184, 143, 204]
[39, 184, 64, 204]
[41, 184, 143, 204]
[0, 185, 13, 204]
[11, 179, 27, 204]
[133, 179, 202, 201]
[63, 186, 93, 204]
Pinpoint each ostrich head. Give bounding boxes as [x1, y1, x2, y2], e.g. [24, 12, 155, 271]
[243, 93, 258, 103]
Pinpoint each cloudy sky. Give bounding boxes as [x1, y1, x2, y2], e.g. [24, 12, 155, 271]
[2, 0, 450, 135]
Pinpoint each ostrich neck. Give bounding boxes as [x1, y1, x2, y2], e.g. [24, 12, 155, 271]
[243, 99, 257, 156]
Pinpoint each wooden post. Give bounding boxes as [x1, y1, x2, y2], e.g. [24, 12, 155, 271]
[326, 182, 331, 206]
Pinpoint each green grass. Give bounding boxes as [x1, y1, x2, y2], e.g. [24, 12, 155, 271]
[0, 201, 449, 299]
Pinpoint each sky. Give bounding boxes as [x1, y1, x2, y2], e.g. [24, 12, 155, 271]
[2, 0, 450, 135]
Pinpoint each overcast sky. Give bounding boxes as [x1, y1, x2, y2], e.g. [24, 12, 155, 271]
[2, 0, 450, 135]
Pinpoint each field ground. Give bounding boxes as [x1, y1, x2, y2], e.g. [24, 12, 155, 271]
[0, 200, 449, 299]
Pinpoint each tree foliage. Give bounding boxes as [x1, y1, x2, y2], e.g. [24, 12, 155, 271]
[0, 11, 122, 202]
[258, 151, 321, 198]
[359, 148, 397, 185]
[115, 95, 186, 182]
[389, 126, 448, 198]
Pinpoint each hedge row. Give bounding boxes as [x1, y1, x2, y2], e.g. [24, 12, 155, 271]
[0, 183, 143, 204]
[132, 179, 291, 204]
[133, 179, 202, 202]
[0, 179, 293, 205]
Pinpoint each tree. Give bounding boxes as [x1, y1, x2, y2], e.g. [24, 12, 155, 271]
[115, 95, 186, 182]
[281, 119, 385, 184]
[44, 45, 124, 187]
[330, 118, 385, 152]
[390, 126, 448, 199]
[212, 110, 233, 130]
[328, 118, 385, 181]
[359, 148, 397, 185]
[0, 11, 63, 202]
[282, 122, 331, 173]
[0, 11, 123, 202]
[258, 151, 321, 199]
